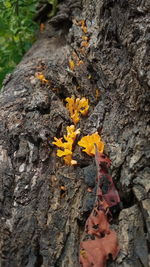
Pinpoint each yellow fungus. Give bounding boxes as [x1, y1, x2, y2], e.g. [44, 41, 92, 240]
[81, 41, 89, 47]
[78, 20, 85, 26]
[57, 149, 72, 157]
[69, 60, 75, 71]
[76, 60, 84, 66]
[60, 186, 66, 191]
[52, 125, 80, 165]
[82, 26, 87, 33]
[78, 132, 104, 156]
[35, 72, 48, 83]
[82, 36, 88, 41]
[66, 96, 89, 124]
[78, 20, 87, 33]
[53, 137, 64, 148]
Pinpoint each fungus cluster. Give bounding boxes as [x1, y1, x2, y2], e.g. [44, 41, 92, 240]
[78, 132, 104, 156]
[52, 96, 104, 165]
[66, 96, 89, 125]
[52, 125, 80, 165]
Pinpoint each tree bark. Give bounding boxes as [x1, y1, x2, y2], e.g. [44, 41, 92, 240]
[0, 0, 149, 266]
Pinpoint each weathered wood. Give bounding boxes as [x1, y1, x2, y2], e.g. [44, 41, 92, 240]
[0, 0, 150, 266]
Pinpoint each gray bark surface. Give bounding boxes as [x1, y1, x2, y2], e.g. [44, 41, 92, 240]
[0, 0, 150, 266]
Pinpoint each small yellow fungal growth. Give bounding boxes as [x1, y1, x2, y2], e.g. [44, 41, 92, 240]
[82, 36, 88, 41]
[78, 20, 87, 33]
[77, 98, 89, 115]
[69, 54, 83, 69]
[69, 60, 75, 71]
[66, 96, 89, 124]
[52, 125, 80, 165]
[60, 185, 66, 191]
[35, 72, 48, 83]
[82, 26, 87, 33]
[76, 60, 84, 67]
[78, 132, 104, 156]
[81, 41, 89, 47]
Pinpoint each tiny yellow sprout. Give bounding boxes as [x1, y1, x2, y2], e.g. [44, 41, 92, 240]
[77, 97, 89, 115]
[78, 132, 104, 156]
[82, 36, 88, 41]
[60, 185, 66, 191]
[66, 96, 89, 124]
[78, 20, 87, 33]
[82, 26, 87, 33]
[81, 41, 89, 47]
[69, 60, 75, 71]
[76, 60, 84, 67]
[35, 72, 48, 83]
[64, 155, 77, 165]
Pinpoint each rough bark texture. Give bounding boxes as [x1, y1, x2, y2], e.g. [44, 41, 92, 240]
[0, 0, 150, 266]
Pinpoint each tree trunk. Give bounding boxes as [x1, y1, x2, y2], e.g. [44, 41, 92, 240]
[0, 0, 149, 266]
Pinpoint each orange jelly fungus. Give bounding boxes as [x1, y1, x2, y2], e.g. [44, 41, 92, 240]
[52, 125, 80, 165]
[79, 20, 87, 33]
[81, 41, 89, 47]
[66, 96, 89, 125]
[35, 72, 48, 83]
[78, 132, 104, 156]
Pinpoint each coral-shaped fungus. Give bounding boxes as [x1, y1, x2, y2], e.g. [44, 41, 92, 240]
[78, 132, 104, 156]
[66, 96, 89, 125]
[52, 125, 80, 165]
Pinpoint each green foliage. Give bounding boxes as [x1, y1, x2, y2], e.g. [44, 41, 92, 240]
[0, 0, 39, 88]
[0, 0, 59, 89]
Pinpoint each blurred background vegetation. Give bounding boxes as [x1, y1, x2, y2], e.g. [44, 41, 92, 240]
[0, 0, 57, 88]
